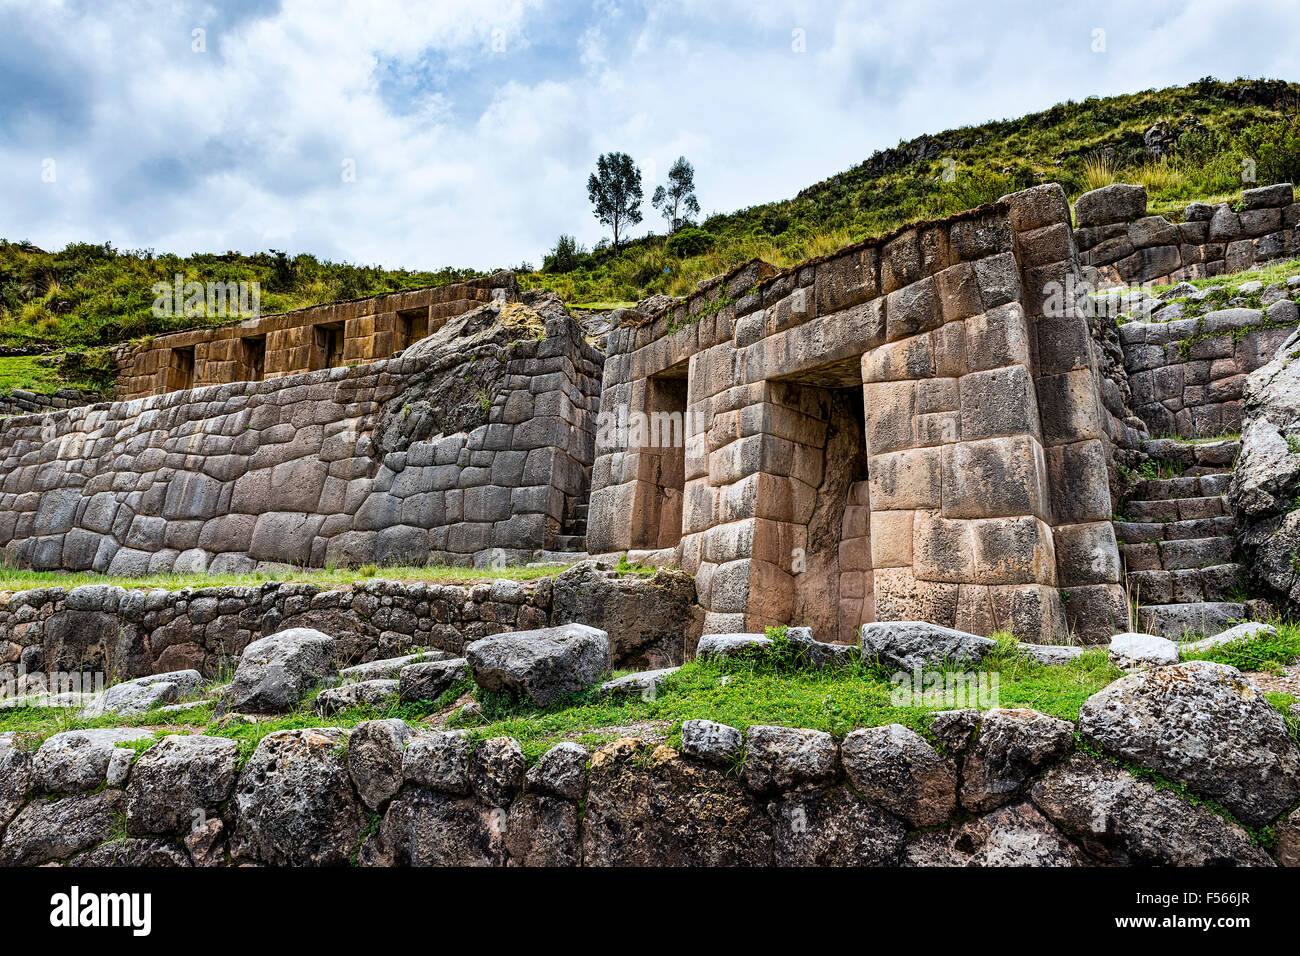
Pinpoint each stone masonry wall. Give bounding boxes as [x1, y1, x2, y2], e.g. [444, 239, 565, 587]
[1120, 302, 1300, 437]
[589, 185, 1127, 644]
[0, 303, 602, 574]
[0, 388, 103, 418]
[3, 672, 1295, 866]
[1075, 182, 1298, 287]
[0, 563, 696, 687]
[112, 272, 519, 400]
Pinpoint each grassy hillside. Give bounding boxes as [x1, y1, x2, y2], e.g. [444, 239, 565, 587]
[1, 77, 1297, 396]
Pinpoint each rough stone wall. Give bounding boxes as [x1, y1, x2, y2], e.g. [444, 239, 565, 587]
[112, 272, 519, 400]
[1120, 304, 1300, 437]
[3, 696, 1292, 867]
[589, 186, 1126, 643]
[0, 388, 102, 418]
[0, 564, 696, 686]
[1075, 182, 1298, 286]
[0, 301, 602, 574]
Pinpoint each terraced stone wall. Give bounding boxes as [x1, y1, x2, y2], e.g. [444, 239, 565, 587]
[1076, 182, 1298, 287]
[0, 305, 602, 575]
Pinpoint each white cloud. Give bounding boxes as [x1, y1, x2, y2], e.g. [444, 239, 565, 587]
[0, 0, 1296, 269]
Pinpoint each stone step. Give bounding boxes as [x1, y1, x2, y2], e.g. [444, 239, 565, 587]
[1136, 602, 1248, 639]
[1120, 536, 1236, 571]
[1113, 515, 1235, 544]
[1140, 438, 1240, 473]
[1131, 472, 1233, 501]
[1122, 495, 1226, 522]
[1126, 563, 1246, 605]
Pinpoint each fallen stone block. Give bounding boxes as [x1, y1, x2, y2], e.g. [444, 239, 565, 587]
[599, 667, 679, 699]
[224, 627, 337, 714]
[398, 658, 469, 703]
[465, 623, 610, 707]
[1108, 632, 1178, 670]
[313, 679, 399, 716]
[859, 621, 996, 671]
[79, 669, 204, 718]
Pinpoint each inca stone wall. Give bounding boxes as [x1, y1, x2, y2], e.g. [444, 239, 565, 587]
[3, 659, 1295, 866]
[0, 298, 602, 575]
[112, 272, 519, 400]
[1120, 301, 1300, 436]
[1076, 182, 1298, 287]
[589, 185, 1127, 643]
[0, 562, 696, 687]
[0, 388, 103, 419]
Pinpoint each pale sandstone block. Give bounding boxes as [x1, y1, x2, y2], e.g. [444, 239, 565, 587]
[869, 448, 942, 511]
[870, 509, 915, 569]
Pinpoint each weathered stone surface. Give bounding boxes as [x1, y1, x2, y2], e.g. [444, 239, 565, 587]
[398, 658, 469, 702]
[313, 678, 398, 716]
[231, 728, 363, 866]
[1108, 632, 1179, 670]
[961, 709, 1074, 811]
[769, 786, 906, 866]
[905, 802, 1085, 866]
[524, 742, 588, 799]
[0, 790, 125, 866]
[347, 718, 414, 811]
[80, 669, 205, 717]
[403, 730, 473, 794]
[225, 627, 337, 714]
[681, 719, 744, 765]
[1078, 661, 1300, 825]
[785, 626, 860, 668]
[599, 666, 679, 698]
[0, 734, 30, 829]
[472, 736, 526, 805]
[1032, 755, 1273, 866]
[1075, 184, 1148, 227]
[695, 633, 770, 661]
[465, 623, 609, 706]
[30, 728, 156, 794]
[582, 739, 772, 865]
[184, 818, 227, 866]
[742, 725, 838, 795]
[1181, 621, 1277, 653]
[505, 794, 580, 866]
[859, 621, 996, 670]
[339, 651, 451, 683]
[1277, 808, 1300, 867]
[841, 724, 958, 826]
[929, 709, 983, 756]
[126, 735, 238, 835]
[1016, 643, 1085, 665]
[551, 560, 697, 669]
[76, 838, 191, 867]
[361, 788, 506, 867]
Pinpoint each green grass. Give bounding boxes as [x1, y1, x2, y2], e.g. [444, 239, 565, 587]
[0, 561, 573, 593]
[1179, 619, 1300, 673]
[0, 355, 68, 396]
[0, 634, 1125, 762]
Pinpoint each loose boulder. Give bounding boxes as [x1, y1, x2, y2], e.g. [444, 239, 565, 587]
[224, 627, 337, 714]
[398, 658, 468, 703]
[1078, 660, 1300, 825]
[465, 623, 609, 706]
[313, 679, 399, 716]
[859, 621, 996, 671]
[80, 669, 205, 718]
[550, 560, 698, 669]
[1108, 632, 1178, 670]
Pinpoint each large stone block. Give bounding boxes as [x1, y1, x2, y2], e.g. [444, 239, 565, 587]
[941, 436, 1047, 520]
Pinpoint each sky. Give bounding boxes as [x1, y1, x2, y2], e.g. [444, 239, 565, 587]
[1, 0, 1298, 270]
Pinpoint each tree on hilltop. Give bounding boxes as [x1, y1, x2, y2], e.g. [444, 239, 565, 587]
[652, 156, 700, 232]
[587, 152, 643, 252]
